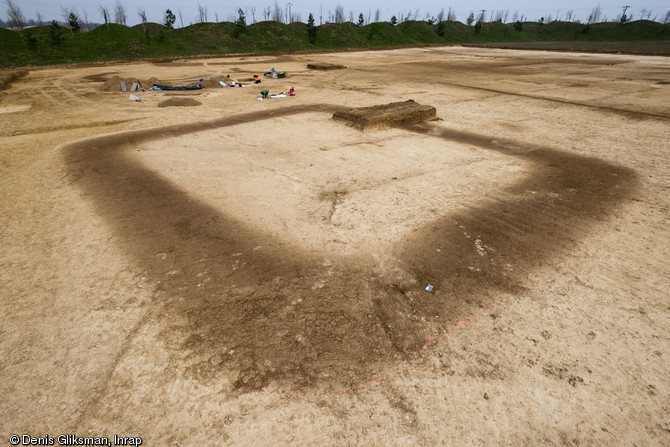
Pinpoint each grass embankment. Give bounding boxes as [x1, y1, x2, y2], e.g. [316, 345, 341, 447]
[1, 19, 669, 67]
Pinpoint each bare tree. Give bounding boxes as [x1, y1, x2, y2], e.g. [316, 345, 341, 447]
[333, 4, 344, 23]
[294, 12, 301, 22]
[177, 8, 184, 27]
[5, 0, 25, 30]
[436, 8, 444, 23]
[447, 8, 456, 21]
[367, 9, 371, 25]
[587, 4, 602, 24]
[250, 6, 256, 23]
[272, 1, 284, 22]
[113, 0, 127, 25]
[494, 10, 504, 22]
[413, 9, 420, 20]
[565, 10, 574, 22]
[264, 6, 270, 21]
[639, 8, 653, 20]
[662, 10, 670, 23]
[374, 8, 380, 23]
[214, 12, 218, 23]
[81, 9, 90, 30]
[197, 3, 207, 23]
[98, 5, 110, 29]
[503, 10, 509, 23]
[36, 10, 44, 26]
[512, 11, 519, 22]
[138, 7, 147, 32]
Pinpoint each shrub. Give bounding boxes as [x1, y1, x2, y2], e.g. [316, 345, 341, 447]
[233, 8, 246, 38]
[24, 29, 38, 51]
[307, 13, 317, 43]
[49, 20, 64, 46]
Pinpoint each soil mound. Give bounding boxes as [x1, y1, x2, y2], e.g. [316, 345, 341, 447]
[102, 76, 160, 92]
[157, 97, 202, 107]
[0, 69, 29, 91]
[198, 75, 228, 88]
[307, 63, 347, 70]
[333, 100, 437, 131]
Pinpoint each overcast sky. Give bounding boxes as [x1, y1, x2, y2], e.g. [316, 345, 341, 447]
[11, 0, 670, 26]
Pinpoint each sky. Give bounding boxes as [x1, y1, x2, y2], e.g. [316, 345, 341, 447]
[9, 0, 670, 27]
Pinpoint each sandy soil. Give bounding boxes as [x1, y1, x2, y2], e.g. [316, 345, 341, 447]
[1, 46, 669, 446]
[466, 41, 670, 56]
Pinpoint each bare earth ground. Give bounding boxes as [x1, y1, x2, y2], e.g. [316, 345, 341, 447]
[466, 41, 670, 56]
[1, 46, 669, 445]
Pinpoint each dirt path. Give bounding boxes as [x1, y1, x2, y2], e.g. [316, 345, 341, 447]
[1, 47, 669, 445]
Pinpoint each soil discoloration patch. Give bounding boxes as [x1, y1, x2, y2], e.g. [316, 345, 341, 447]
[158, 97, 202, 107]
[333, 100, 437, 131]
[62, 105, 637, 393]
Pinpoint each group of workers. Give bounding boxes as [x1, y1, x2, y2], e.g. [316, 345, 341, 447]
[221, 72, 295, 97]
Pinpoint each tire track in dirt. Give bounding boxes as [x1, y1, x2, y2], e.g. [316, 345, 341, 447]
[61, 105, 638, 393]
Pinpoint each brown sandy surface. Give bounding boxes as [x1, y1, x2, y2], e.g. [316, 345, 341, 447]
[1, 46, 669, 445]
[467, 41, 670, 56]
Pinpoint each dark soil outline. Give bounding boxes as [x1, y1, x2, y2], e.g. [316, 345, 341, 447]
[436, 81, 670, 121]
[61, 104, 638, 394]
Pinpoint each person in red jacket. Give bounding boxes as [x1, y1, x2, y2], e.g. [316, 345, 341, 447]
[288, 87, 295, 96]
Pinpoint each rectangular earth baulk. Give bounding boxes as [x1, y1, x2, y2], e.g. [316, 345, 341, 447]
[332, 100, 437, 131]
[307, 63, 347, 70]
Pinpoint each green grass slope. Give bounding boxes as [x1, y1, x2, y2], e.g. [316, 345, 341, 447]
[1, 19, 668, 67]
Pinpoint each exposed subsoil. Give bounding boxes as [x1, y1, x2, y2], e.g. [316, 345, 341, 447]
[1, 47, 669, 446]
[332, 100, 437, 131]
[466, 40, 670, 56]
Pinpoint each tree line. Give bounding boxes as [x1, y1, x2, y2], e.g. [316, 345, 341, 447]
[4, 0, 670, 32]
